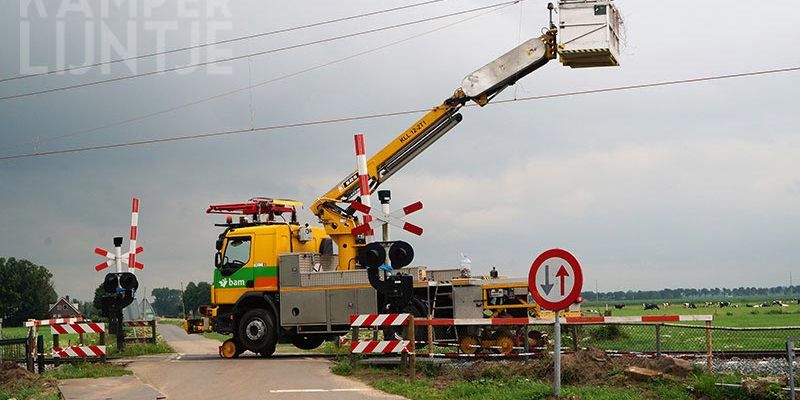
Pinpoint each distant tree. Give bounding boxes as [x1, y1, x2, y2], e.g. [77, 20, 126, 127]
[182, 281, 211, 317]
[91, 283, 106, 319]
[151, 287, 183, 317]
[0, 257, 58, 325]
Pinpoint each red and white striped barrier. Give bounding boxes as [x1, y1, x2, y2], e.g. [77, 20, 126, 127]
[123, 320, 154, 327]
[350, 313, 410, 327]
[353, 134, 374, 240]
[414, 315, 713, 327]
[25, 317, 83, 327]
[53, 345, 106, 358]
[128, 198, 140, 271]
[50, 323, 105, 335]
[350, 340, 410, 354]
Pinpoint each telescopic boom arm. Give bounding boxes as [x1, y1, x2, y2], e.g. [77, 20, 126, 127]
[311, 30, 557, 270]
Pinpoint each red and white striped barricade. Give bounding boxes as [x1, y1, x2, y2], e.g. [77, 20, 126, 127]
[349, 313, 415, 361]
[53, 345, 106, 358]
[25, 317, 83, 328]
[349, 313, 410, 327]
[350, 340, 410, 354]
[50, 322, 105, 335]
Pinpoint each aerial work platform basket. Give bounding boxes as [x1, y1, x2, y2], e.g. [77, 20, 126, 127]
[558, 0, 623, 68]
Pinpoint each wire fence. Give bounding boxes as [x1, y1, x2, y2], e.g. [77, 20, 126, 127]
[400, 322, 800, 380]
[563, 323, 800, 355]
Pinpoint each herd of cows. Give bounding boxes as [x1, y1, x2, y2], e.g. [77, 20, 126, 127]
[610, 299, 798, 311]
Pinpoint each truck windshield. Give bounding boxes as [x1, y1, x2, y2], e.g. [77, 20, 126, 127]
[223, 237, 251, 267]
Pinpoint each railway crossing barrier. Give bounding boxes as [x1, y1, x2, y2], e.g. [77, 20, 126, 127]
[23, 318, 108, 369]
[349, 313, 416, 379]
[51, 322, 107, 365]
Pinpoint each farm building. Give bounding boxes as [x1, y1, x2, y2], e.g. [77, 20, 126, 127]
[47, 295, 81, 319]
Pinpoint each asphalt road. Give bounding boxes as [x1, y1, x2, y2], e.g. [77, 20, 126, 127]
[128, 324, 404, 400]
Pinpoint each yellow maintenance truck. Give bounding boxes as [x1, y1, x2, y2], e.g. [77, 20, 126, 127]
[184, 1, 622, 357]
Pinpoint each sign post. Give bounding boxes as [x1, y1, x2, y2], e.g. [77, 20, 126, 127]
[528, 248, 583, 398]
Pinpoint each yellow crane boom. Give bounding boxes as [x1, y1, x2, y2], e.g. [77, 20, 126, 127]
[311, 30, 557, 269]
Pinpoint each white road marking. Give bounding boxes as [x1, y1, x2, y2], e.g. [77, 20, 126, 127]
[268, 388, 369, 393]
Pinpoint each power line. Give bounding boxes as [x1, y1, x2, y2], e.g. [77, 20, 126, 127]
[0, 1, 514, 152]
[0, 4, 511, 149]
[0, 0, 445, 84]
[2, 65, 797, 161]
[0, 1, 520, 102]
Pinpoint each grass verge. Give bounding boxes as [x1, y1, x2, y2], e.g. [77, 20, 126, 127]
[1, 361, 132, 400]
[329, 349, 762, 400]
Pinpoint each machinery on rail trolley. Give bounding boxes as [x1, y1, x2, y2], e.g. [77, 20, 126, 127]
[184, 1, 622, 358]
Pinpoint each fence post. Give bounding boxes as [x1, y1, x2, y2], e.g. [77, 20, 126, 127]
[52, 333, 60, 367]
[349, 325, 359, 368]
[788, 338, 795, 400]
[408, 316, 415, 381]
[151, 320, 157, 345]
[524, 324, 530, 360]
[427, 316, 433, 358]
[36, 335, 44, 373]
[704, 320, 713, 371]
[570, 325, 579, 351]
[655, 324, 662, 358]
[25, 331, 34, 372]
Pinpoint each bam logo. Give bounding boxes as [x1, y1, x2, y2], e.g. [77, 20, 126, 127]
[217, 278, 246, 288]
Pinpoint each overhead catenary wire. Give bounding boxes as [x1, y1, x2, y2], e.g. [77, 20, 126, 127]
[0, 0, 522, 102]
[1, 65, 797, 161]
[0, 0, 515, 152]
[0, 0, 446, 84]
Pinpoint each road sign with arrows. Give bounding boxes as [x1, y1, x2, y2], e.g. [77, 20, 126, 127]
[528, 248, 583, 311]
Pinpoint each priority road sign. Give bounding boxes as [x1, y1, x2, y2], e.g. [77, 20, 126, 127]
[528, 248, 583, 398]
[528, 248, 583, 311]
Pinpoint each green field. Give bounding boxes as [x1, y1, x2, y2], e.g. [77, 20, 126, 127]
[0, 325, 173, 357]
[588, 301, 800, 327]
[569, 302, 800, 353]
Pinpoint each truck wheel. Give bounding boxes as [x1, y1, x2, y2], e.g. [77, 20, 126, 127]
[238, 308, 277, 354]
[291, 334, 325, 350]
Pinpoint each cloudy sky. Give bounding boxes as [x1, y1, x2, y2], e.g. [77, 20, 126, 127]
[1, 0, 798, 302]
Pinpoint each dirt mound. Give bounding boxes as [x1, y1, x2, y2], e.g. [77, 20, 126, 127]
[447, 348, 697, 387]
[0, 361, 39, 390]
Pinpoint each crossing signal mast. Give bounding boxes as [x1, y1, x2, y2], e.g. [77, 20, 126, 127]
[92, 198, 143, 350]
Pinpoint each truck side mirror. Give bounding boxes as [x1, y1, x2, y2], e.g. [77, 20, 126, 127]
[215, 238, 224, 251]
[214, 252, 223, 268]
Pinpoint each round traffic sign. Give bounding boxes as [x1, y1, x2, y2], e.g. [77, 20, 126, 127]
[528, 248, 583, 311]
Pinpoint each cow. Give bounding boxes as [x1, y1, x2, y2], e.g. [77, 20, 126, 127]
[643, 303, 659, 310]
[683, 302, 697, 309]
[662, 302, 670, 308]
[614, 304, 625, 309]
[718, 301, 730, 308]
